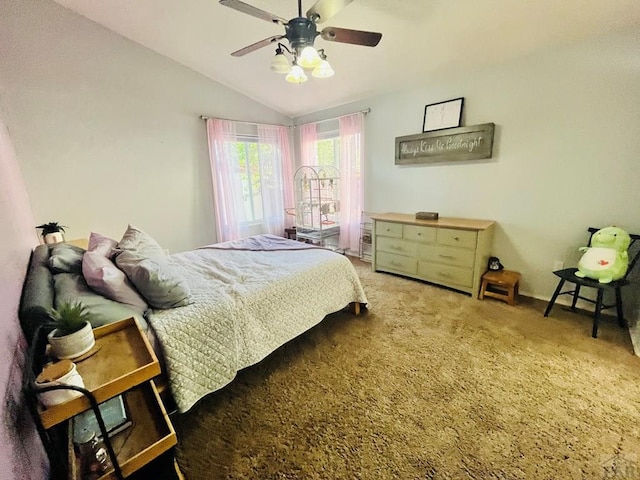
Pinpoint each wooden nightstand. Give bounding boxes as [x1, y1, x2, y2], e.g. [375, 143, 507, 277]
[24, 318, 180, 480]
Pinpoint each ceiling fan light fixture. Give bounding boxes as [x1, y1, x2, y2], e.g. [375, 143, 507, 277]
[312, 59, 334, 78]
[219, 0, 383, 84]
[270, 49, 292, 74]
[298, 45, 322, 69]
[285, 64, 308, 84]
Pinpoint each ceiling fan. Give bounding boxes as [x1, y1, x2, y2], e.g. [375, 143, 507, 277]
[219, 0, 382, 82]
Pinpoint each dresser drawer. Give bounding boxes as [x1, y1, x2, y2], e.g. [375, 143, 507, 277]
[437, 229, 477, 249]
[376, 237, 418, 257]
[376, 221, 403, 238]
[371, 213, 495, 298]
[418, 262, 474, 288]
[377, 252, 418, 275]
[403, 225, 436, 243]
[418, 244, 475, 268]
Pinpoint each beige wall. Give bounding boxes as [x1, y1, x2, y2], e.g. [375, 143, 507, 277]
[0, 0, 291, 254]
[295, 26, 640, 325]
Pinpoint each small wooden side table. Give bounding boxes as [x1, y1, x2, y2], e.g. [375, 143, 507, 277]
[284, 227, 297, 240]
[480, 270, 521, 305]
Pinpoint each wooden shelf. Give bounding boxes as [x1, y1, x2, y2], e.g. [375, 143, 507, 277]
[29, 317, 177, 480]
[70, 381, 176, 479]
[38, 317, 160, 429]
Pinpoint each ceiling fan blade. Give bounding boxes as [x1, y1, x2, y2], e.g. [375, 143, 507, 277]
[320, 27, 382, 47]
[306, 0, 353, 24]
[231, 35, 284, 57]
[219, 0, 287, 25]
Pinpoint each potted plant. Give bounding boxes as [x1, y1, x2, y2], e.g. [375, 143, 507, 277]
[36, 222, 67, 244]
[47, 301, 95, 359]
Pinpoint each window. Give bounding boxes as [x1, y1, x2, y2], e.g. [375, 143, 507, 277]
[207, 118, 293, 242]
[233, 138, 268, 223]
[315, 130, 340, 168]
[298, 112, 364, 252]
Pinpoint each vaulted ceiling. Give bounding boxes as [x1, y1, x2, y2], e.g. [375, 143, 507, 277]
[52, 0, 640, 117]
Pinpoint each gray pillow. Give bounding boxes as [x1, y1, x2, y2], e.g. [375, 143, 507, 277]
[115, 225, 166, 258]
[54, 273, 148, 330]
[49, 243, 85, 274]
[115, 251, 191, 309]
[20, 245, 55, 343]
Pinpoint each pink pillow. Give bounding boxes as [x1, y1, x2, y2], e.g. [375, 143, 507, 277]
[88, 232, 118, 257]
[82, 251, 148, 313]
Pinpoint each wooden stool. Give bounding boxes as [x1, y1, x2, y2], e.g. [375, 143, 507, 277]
[284, 227, 296, 240]
[480, 270, 521, 305]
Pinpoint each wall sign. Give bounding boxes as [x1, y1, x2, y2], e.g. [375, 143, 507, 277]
[395, 123, 495, 165]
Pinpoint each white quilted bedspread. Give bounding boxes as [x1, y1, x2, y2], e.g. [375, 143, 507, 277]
[147, 242, 368, 413]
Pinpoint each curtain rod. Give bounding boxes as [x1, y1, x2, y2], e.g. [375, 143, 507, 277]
[199, 115, 294, 128]
[294, 108, 371, 127]
[200, 108, 370, 128]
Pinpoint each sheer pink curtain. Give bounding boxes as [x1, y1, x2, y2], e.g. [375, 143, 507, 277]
[339, 112, 364, 252]
[300, 123, 317, 167]
[257, 124, 295, 232]
[206, 118, 247, 242]
[207, 118, 294, 242]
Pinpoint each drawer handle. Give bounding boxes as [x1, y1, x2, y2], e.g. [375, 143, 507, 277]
[417, 232, 422, 236]
[391, 261, 402, 267]
[439, 254, 454, 259]
[439, 272, 451, 277]
[453, 236, 459, 241]
[386, 228, 391, 232]
[390, 245, 403, 251]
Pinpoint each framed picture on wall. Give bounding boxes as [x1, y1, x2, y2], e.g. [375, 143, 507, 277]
[422, 97, 464, 132]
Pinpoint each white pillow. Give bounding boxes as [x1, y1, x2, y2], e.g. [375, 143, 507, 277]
[115, 225, 166, 258]
[87, 232, 118, 257]
[115, 251, 191, 309]
[82, 252, 148, 313]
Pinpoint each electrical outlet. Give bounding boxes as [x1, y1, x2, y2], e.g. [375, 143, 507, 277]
[553, 260, 564, 270]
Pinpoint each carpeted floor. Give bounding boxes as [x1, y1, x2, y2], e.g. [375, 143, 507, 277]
[173, 258, 640, 479]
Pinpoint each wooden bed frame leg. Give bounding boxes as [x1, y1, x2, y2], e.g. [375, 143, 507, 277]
[351, 302, 361, 315]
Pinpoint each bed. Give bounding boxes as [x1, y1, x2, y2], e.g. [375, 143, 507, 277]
[19, 231, 368, 413]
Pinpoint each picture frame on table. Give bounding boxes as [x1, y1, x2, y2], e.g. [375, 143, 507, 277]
[422, 97, 464, 132]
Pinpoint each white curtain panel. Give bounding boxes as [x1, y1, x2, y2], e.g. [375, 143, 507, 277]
[207, 118, 294, 242]
[300, 123, 317, 167]
[257, 124, 295, 233]
[338, 112, 364, 253]
[206, 118, 247, 242]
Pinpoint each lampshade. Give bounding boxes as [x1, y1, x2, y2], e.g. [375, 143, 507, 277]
[285, 64, 308, 84]
[312, 59, 334, 78]
[298, 46, 322, 69]
[270, 51, 292, 74]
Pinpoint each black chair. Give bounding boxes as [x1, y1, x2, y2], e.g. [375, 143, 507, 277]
[543, 227, 640, 338]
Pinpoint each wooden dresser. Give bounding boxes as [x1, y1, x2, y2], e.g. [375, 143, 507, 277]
[370, 213, 496, 298]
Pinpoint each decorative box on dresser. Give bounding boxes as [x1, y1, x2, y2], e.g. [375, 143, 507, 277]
[370, 213, 496, 298]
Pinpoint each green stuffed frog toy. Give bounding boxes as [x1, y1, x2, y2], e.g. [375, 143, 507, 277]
[575, 226, 631, 283]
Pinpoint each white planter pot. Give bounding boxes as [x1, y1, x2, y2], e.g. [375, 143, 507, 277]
[43, 232, 65, 244]
[48, 321, 95, 359]
[35, 360, 85, 407]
